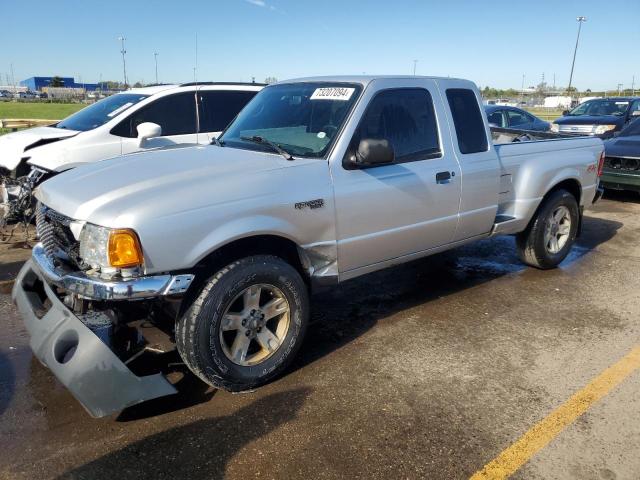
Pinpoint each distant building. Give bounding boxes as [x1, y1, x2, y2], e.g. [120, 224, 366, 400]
[20, 76, 101, 92]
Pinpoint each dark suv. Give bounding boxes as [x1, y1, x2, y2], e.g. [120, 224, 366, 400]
[551, 97, 640, 138]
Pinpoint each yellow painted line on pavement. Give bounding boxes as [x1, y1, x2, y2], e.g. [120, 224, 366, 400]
[470, 346, 640, 480]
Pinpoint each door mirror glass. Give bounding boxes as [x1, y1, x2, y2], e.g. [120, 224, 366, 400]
[631, 110, 640, 117]
[137, 122, 162, 147]
[562, 110, 570, 116]
[353, 138, 394, 166]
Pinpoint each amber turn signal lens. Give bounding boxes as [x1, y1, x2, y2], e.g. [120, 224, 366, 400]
[108, 229, 143, 268]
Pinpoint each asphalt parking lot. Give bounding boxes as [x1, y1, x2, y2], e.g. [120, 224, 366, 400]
[1, 192, 639, 480]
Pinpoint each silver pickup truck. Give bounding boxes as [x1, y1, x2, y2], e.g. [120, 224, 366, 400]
[13, 76, 605, 417]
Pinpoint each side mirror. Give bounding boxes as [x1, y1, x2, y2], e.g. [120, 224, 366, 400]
[562, 110, 570, 116]
[631, 110, 640, 117]
[136, 122, 162, 147]
[350, 138, 394, 167]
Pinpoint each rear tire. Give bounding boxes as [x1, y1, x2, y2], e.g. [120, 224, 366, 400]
[516, 188, 579, 269]
[176, 255, 309, 392]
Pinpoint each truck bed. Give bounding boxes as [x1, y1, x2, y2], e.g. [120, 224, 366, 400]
[492, 135, 603, 235]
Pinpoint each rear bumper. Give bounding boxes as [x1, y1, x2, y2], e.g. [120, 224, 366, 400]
[600, 170, 640, 193]
[12, 259, 177, 417]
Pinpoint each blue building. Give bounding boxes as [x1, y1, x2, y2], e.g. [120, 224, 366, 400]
[20, 76, 101, 91]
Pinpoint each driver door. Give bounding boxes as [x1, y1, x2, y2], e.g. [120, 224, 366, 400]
[117, 92, 202, 154]
[330, 80, 462, 275]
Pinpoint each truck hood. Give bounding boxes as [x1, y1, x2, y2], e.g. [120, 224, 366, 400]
[604, 135, 640, 158]
[0, 126, 78, 171]
[554, 115, 623, 126]
[35, 145, 290, 226]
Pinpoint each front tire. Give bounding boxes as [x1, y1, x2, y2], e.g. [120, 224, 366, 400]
[515, 189, 579, 269]
[176, 255, 309, 392]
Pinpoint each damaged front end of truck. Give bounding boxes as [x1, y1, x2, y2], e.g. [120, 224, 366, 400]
[12, 203, 194, 417]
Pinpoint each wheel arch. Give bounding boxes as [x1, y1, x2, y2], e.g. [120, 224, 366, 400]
[194, 234, 307, 280]
[546, 177, 582, 205]
[524, 177, 582, 234]
[178, 233, 311, 318]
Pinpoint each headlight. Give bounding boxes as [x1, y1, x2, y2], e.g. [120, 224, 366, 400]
[550, 123, 559, 133]
[593, 124, 616, 135]
[79, 224, 143, 270]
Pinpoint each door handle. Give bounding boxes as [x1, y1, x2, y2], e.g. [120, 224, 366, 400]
[436, 171, 453, 184]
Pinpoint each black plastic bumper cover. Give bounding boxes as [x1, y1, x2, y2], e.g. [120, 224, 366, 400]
[12, 259, 177, 417]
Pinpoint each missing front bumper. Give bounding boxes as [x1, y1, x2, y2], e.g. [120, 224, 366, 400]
[12, 259, 177, 417]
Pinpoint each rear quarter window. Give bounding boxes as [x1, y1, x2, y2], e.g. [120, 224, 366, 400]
[446, 88, 488, 154]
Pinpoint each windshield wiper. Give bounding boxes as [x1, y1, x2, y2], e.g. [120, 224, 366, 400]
[240, 135, 294, 161]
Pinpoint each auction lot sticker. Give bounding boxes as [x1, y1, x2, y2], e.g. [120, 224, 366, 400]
[311, 87, 355, 101]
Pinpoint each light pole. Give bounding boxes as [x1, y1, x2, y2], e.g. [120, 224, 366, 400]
[118, 36, 128, 88]
[154, 52, 159, 84]
[413, 59, 418, 76]
[567, 16, 586, 99]
[617, 83, 623, 96]
[520, 74, 525, 104]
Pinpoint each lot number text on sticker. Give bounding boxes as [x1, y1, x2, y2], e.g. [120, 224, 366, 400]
[310, 87, 355, 101]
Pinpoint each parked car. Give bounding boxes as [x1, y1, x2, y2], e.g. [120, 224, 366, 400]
[0, 90, 12, 98]
[0, 82, 264, 224]
[551, 97, 640, 138]
[0, 82, 264, 178]
[13, 75, 604, 417]
[17, 90, 39, 99]
[600, 118, 640, 194]
[485, 105, 550, 131]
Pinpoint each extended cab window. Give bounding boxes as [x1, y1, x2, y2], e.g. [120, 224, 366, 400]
[446, 89, 488, 154]
[111, 92, 197, 138]
[351, 88, 440, 163]
[198, 90, 258, 133]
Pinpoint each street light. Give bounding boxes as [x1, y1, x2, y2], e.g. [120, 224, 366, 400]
[154, 52, 159, 84]
[413, 59, 418, 76]
[567, 16, 586, 99]
[118, 36, 128, 88]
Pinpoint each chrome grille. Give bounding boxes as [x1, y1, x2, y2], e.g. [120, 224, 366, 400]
[35, 203, 81, 267]
[558, 124, 594, 134]
[604, 156, 640, 173]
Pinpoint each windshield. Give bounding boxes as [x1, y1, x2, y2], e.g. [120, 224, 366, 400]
[57, 93, 149, 131]
[620, 117, 640, 137]
[568, 99, 630, 117]
[220, 82, 362, 158]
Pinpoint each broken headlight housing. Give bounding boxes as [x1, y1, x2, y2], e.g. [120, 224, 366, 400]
[79, 223, 111, 270]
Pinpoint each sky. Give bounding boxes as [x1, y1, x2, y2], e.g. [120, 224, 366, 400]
[1, 0, 638, 91]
